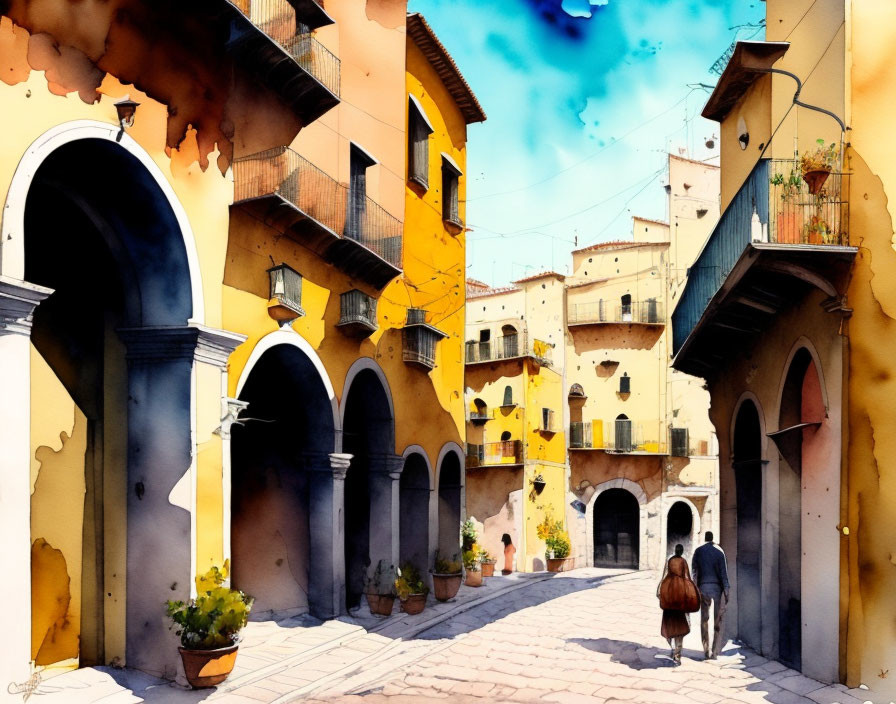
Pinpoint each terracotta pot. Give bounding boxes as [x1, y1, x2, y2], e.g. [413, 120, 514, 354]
[400, 593, 427, 615]
[431, 573, 462, 601]
[178, 644, 239, 689]
[365, 592, 395, 616]
[465, 570, 483, 587]
[546, 557, 575, 573]
[803, 169, 830, 195]
[481, 561, 496, 578]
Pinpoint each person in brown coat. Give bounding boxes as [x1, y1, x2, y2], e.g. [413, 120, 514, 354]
[657, 544, 694, 665]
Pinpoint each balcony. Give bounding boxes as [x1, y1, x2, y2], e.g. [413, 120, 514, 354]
[569, 420, 668, 454]
[568, 299, 665, 326]
[233, 147, 402, 288]
[465, 334, 553, 366]
[402, 308, 447, 371]
[465, 440, 523, 469]
[224, 0, 340, 123]
[672, 158, 856, 377]
[337, 289, 377, 338]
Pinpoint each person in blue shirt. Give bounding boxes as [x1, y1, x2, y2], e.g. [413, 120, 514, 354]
[691, 531, 730, 659]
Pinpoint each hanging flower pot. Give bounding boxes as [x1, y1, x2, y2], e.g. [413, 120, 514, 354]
[802, 169, 830, 195]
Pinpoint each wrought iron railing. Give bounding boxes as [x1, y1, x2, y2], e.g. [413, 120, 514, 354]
[568, 299, 665, 325]
[464, 334, 552, 365]
[338, 289, 377, 328]
[568, 420, 667, 454]
[233, 147, 402, 268]
[465, 440, 523, 468]
[231, 0, 340, 96]
[673, 158, 849, 355]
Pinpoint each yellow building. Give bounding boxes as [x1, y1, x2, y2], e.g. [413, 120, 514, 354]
[0, 0, 482, 686]
[464, 274, 568, 572]
[672, 0, 896, 696]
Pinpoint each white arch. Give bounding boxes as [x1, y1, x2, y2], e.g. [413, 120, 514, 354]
[340, 357, 395, 429]
[584, 478, 649, 570]
[400, 445, 434, 489]
[775, 336, 829, 422]
[0, 119, 205, 323]
[235, 329, 340, 450]
[661, 496, 702, 560]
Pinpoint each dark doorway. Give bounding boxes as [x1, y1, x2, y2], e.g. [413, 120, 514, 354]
[593, 489, 639, 568]
[733, 400, 763, 651]
[437, 453, 462, 560]
[666, 501, 694, 558]
[231, 344, 335, 620]
[400, 454, 430, 570]
[342, 369, 394, 610]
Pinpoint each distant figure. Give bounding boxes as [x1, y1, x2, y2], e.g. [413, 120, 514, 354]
[657, 544, 696, 665]
[501, 533, 516, 575]
[692, 531, 730, 659]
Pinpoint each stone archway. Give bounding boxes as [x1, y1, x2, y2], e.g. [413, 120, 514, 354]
[733, 399, 763, 652]
[436, 450, 463, 561]
[0, 124, 234, 680]
[399, 451, 431, 572]
[665, 500, 696, 559]
[592, 489, 640, 568]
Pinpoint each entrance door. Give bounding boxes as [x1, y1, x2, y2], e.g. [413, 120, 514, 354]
[593, 489, 640, 568]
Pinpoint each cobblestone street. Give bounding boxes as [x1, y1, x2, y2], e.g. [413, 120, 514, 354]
[26, 569, 879, 704]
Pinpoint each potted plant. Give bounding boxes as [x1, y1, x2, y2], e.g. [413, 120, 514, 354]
[364, 560, 397, 617]
[165, 561, 254, 689]
[431, 551, 463, 602]
[395, 563, 429, 615]
[479, 550, 497, 578]
[461, 518, 477, 552]
[537, 507, 575, 573]
[800, 139, 839, 195]
[770, 167, 803, 243]
[463, 547, 483, 587]
[532, 473, 546, 495]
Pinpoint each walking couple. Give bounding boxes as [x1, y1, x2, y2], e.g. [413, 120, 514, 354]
[657, 531, 730, 665]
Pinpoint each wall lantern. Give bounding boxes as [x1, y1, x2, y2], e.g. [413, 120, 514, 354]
[267, 263, 305, 324]
[114, 96, 140, 130]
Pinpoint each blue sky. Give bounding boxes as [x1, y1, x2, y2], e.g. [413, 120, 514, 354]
[407, 0, 765, 286]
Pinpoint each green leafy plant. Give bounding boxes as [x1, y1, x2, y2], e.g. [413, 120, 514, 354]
[433, 551, 462, 574]
[536, 505, 572, 560]
[479, 549, 495, 564]
[165, 561, 254, 650]
[801, 139, 839, 173]
[462, 549, 481, 572]
[394, 563, 429, 600]
[461, 518, 478, 550]
[365, 559, 397, 596]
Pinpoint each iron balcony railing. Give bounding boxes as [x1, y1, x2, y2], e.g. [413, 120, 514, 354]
[673, 158, 849, 355]
[464, 334, 553, 365]
[568, 299, 665, 325]
[232, 0, 340, 97]
[233, 147, 402, 269]
[338, 289, 377, 329]
[568, 420, 668, 454]
[465, 440, 523, 468]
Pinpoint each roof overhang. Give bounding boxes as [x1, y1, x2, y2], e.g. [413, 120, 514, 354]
[672, 242, 856, 378]
[702, 41, 790, 122]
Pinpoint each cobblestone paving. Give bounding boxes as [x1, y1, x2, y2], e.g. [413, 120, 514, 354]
[21, 570, 882, 704]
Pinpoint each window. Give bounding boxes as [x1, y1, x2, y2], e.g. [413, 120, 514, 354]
[670, 428, 689, 457]
[408, 96, 433, 188]
[501, 324, 518, 358]
[441, 155, 462, 226]
[619, 372, 631, 394]
[541, 408, 555, 432]
[621, 294, 632, 322]
[472, 398, 488, 420]
[347, 144, 376, 240]
[502, 385, 514, 406]
[478, 328, 491, 361]
[501, 431, 511, 441]
[615, 414, 632, 452]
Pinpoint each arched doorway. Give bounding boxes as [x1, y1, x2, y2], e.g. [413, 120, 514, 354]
[733, 400, 763, 651]
[231, 342, 336, 620]
[593, 489, 639, 568]
[772, 348, 821, 669]
[342, 366, 395, 610]
[666, 501, 694, 558]
[437, 452, 462, 560]
[400, 453, 431, 570]
[22, 137, 197, 673]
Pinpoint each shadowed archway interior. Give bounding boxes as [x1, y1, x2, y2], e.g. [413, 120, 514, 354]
[400, 454, 430, 570]
[231, 343, 336, 620]
[593, 488, 639, 569]
[666, 501, 693, 559]
[24, 138, 193, 672]
[733, 400, 762, 652]
[437, 453, 462, 561]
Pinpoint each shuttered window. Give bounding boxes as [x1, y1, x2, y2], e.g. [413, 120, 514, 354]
[442, 156, 461, 225]
[408, 97, 432, 188]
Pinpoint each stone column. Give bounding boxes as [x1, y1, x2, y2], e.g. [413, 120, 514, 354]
[307, 452, 352, 619]
[368, 454, 403, 571]
[0, 276, 52, 689]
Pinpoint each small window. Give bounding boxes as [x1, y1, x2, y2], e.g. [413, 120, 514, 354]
[501, 431, 511, 442]
[408, 96, 433, 188]
[442, 156, 462, 226]
[502, 385, 514, 406]
[619, 372, 631, 394]
[541, 408, 555, 432]
[621, 293, 632, 322]
[670, 428, 689, 457]
[347, 144, 376, 240]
